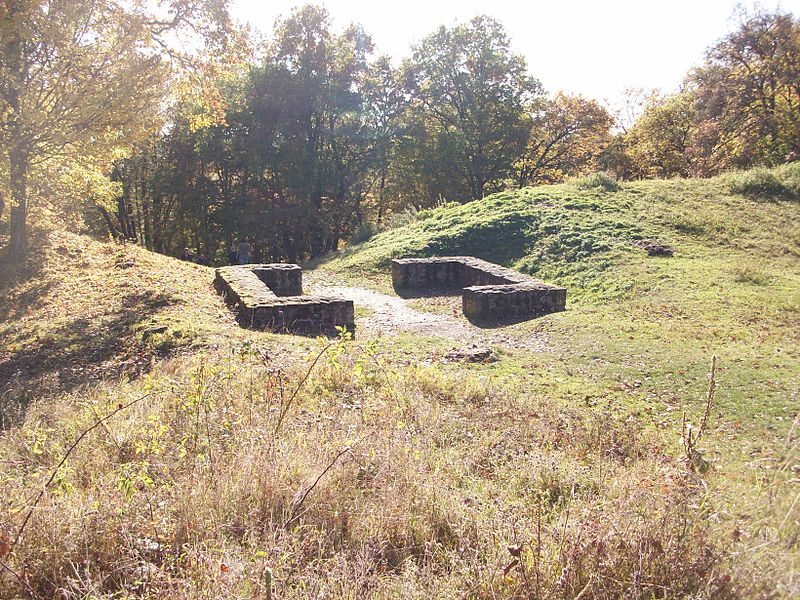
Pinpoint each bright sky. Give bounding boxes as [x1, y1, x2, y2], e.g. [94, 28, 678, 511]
[232, 0, 800, 105]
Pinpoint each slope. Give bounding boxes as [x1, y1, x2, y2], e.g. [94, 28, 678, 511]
[320, 169, 800, 428]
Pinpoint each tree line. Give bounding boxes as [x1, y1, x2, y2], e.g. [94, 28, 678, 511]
[107, 8, 619, 263]
[1, 3, 799, 263]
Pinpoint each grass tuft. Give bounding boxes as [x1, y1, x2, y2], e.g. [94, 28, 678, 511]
[570, 171, 621, 192]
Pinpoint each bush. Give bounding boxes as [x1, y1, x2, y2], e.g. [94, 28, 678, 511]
[570, 172, 621, 192]
[384, 206, 420, 229]
[774, 161, 800, 197]
[725, 167, 793, 199]
[348, 221, 377, 244]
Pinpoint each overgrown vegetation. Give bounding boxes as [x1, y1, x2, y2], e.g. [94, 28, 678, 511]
[0, 336, 743, 598]
[725, 169, 793, 200]
[570, 172, 621, 192]
[1, 0, 799, 596]
[1, 167, 798, 597]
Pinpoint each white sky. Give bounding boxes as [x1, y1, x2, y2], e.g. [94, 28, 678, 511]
[232, 0, 800, 105]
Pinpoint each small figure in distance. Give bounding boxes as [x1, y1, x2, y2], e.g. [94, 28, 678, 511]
[228, 243, 238, 266]
[180, 247, 193, 262]
[195, 252, 210, 266]
[238, 238, 251, 265]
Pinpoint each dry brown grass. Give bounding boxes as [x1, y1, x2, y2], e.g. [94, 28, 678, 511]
[0, 228, 232, 393]
[0, 227, 317, 425]
[0, 341, 752, 598]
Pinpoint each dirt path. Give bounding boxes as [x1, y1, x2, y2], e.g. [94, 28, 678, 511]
[311, 284, 548, 353]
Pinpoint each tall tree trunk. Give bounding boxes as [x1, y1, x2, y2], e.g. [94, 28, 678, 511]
[4, 0, 29, 260]
[97, 205, 120, 239]
[376, 147, 388, 228]
[8, 145, 29, 258]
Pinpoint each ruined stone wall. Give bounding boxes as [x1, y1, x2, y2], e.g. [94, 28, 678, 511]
[215, 265, 354, 335]
[391, 256, 566, 322]
[390, 257, 466, 290]
[462, 283, 567, 322]
[391, 256, 532, 289]
[214, 266, 277, 306]
[237, 296, 355, 335]
[251, 264, 303, 296]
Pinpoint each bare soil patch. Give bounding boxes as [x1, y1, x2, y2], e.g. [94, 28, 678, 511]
[312, 284, 549, 352]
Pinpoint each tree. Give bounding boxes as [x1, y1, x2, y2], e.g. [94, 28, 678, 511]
[624, 91, 696, 178]
[407, 16, 541, 200]
[363, 54, 407, 226]
[111, 5, 383, 263]
[0, 0, 232, 260]
[256, 5, 376, 258]
[687, 9, 800, 174]
[516, 93, 613, 186]
[608, 9, 800, 180]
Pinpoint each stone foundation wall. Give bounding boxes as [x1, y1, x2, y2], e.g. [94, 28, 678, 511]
[251, 264, 303, 296]
[215, 266, 278, 306]
[392, 256, 566, 322]
[391, 256, 532, 289]
[215, 265, 354, 335]
[462, 283, 567, 322]
[391, 257, 466, 290]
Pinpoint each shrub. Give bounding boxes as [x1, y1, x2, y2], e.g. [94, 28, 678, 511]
[349, 221, 377, 244]
[570, 172, 621, 192]
[384, 206, 420, 229]
[725, 168, 793, 199]
[774, 161, 800, 197]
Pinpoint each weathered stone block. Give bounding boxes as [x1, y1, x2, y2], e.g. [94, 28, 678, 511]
[251, 263, 303, 296]
[391, 256, 566, 322]
[215, 265, 354, 335]
[214, 266, 277, 306]
[391, 257, 465, 290]
[462, 283, 567, 322]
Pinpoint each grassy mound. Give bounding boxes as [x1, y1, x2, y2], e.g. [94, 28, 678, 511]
[0, 229, 234, 402]
[324, 170, 800, 301]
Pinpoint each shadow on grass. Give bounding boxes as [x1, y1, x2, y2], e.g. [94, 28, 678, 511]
[0, 230, 48, 287]
[0, 290, 178, 402]
[0, 227, 63, 323]
[0, 278, 56, 323]
[464, 311, 558, 329]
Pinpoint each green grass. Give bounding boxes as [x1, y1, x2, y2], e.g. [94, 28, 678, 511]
[317, 166, 800, 540]
[319, 172, 800, 430]
[723, 163, 800, 200]
[1, 167, 800, 597]
[324, 174, 799, 308]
